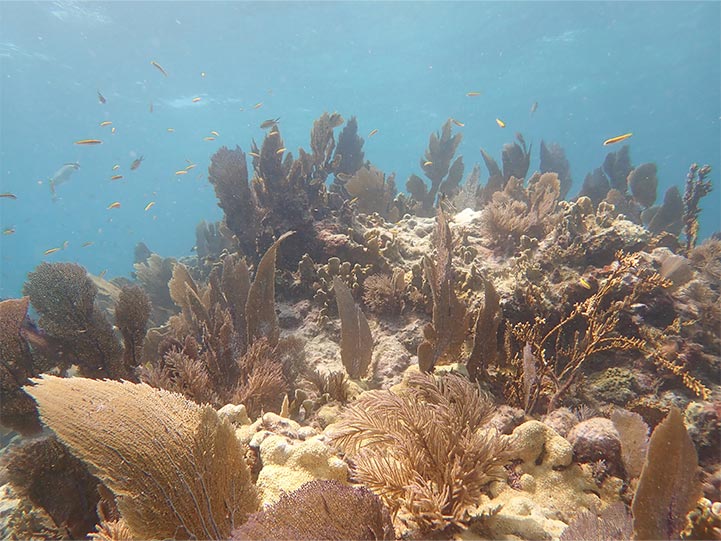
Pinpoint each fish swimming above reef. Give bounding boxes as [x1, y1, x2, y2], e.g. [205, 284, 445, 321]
[97, 90, 106, 104]
[130, 156, 144, 170]
[49, 162, 80, 201]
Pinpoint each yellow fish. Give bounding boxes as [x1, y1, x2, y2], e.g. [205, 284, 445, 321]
[210, 130, 220, 137]
[43, 247, 61, 255]
[112, 164, 120, 170]
[99, 121, 112, 127]
[192, 97, 202, 103]
[185, 164, 197, 171]
[276, 147, 286, 154]
[495, 118, 506, 128]
[107, 201, 121, 209]
[144, 201, 155, 211]
[111, 127, 116, 134]
[110, 175, 123, 181]
[167, 128, 175, 133]
[603, 132, 633, 146]
[74, 139, 102, 145]
[579, 277, 592, 290]
[368, 128, 378, 137]
[423, 161, 433, 167]
[451, 118, 465, 127]
[253, 102, 263, 109]
[3, 227, 15, 235]
[248, 152, 261, 158]
[203, 136, 215, 141]
[466, 91, 482, 97]
[175, 170, 188, 175]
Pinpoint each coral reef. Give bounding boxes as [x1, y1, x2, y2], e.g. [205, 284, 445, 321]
[2, 113, 718, 541]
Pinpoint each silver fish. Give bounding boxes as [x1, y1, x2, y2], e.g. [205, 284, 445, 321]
[49, 162, 80, 201]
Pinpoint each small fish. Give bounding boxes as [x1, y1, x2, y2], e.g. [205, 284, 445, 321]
[150, 60, 168, 77]
[98, 269, 108, 279]
[579, 277, 592, 290]
[111, 127, 116, 134]
[144, 201, 155, 211]
[260, 117, 280, 129]
[99, 121, 112, 127]
[49, 162, 80, 199]
[451, 118, 465, 127]
[62, 240, 69, 250]
[97, 90, 106, 104]
[203, 136, 215, 141]
[336, 172, 352, 182]
[253, 102, 263, 109]
[130, 156, 144, 170]
[423, 160, 433, 166]
[201, 71, 206, 78]
[74, 139, 102, 145]
[107, 201, 121, 209]
[3, 227, 15, 235]
[110, 174, 123, 181]
[210, 130, 220, 137]
[466, 91, 482, 97]
[248, 152, 261, 158]
[184, 164, 197, 171]
[268, 130, 279, 137]
[495, 118, 506, 128]
[276, 147, 286, 155]
[530, 101, 538, 115]
[0, 193, 17, 199]
[175, 170, 188, 175]
[192, 97, 202, 103]
[81, 241, 94, 247]
[43, 247, 61, 255]
[167, 128, 175, 133]
[112, 164, 120, 170]
[368, 128, 379, 137]
[603, 132, 633, 146]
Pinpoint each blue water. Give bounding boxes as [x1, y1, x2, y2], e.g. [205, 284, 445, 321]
[1, 1, 719, 298]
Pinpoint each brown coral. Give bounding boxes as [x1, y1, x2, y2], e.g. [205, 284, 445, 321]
[232, 480, 394, 540]
[22, 262, 124, 379]
[25, 375, 258, 540]
[331, 372, 508, 534]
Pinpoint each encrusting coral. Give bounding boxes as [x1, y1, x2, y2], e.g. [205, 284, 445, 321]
[25, 375, 258, 540]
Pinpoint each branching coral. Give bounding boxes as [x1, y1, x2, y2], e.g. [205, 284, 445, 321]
[141, 235, 292, 412]
[683, 163, 713, 252]
[508, 252, 701, 414]
[362, 269, 406, 316]
[479, 172, 562, 253]
[406, 119, 463, 215]
[25, 375, 258, 540]
[333, 115, 365, 176]
[502, 133, 532, 182]
[209, 112, 348, 267]
[331, 372, 509, 534]
[418, 208, 469, 372]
